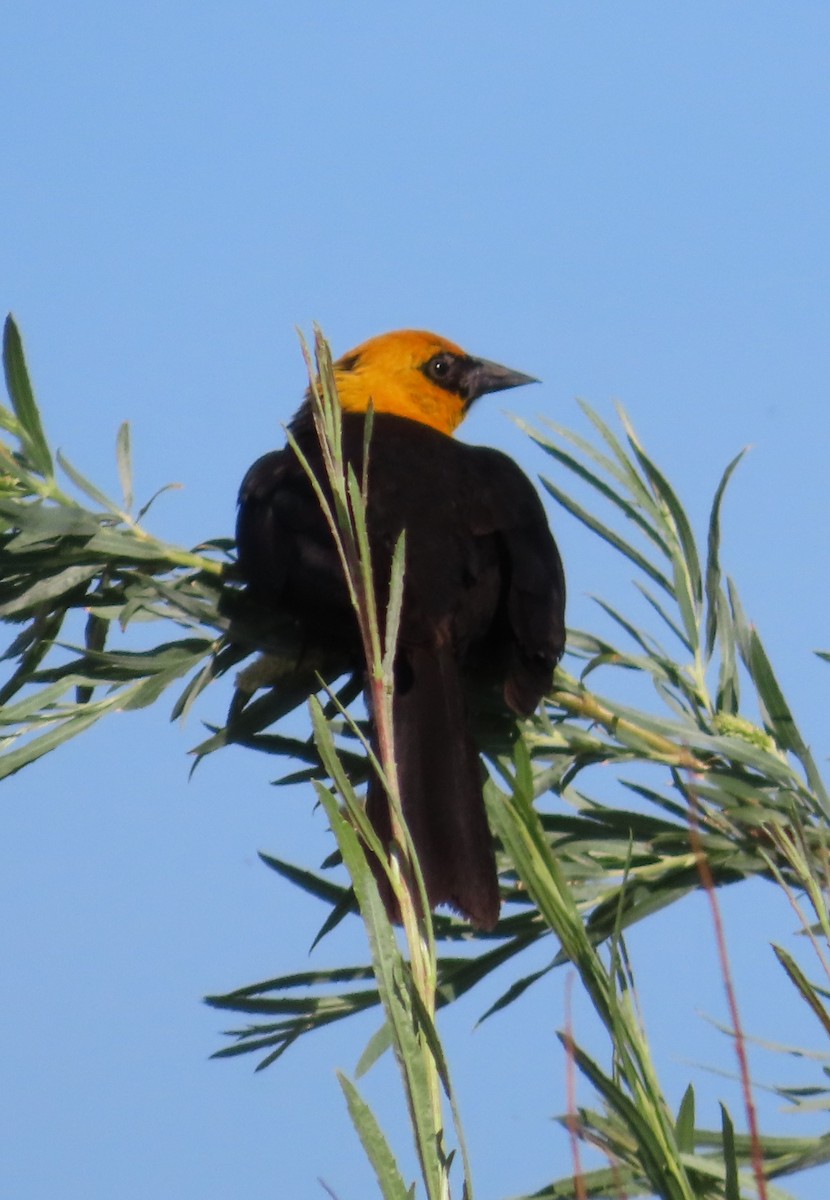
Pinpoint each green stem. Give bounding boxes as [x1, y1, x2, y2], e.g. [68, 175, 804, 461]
[551, 686, 706, 771]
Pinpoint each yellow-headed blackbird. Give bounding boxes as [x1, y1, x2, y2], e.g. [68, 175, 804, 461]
[236, 331, 565, 929]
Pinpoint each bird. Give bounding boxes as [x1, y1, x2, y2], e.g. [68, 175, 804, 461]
[235, 330, 566, 930]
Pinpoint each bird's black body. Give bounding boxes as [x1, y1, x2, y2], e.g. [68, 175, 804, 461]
[237, 407, 565, 929]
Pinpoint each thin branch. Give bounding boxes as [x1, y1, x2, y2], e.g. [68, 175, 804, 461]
[687, 776, 768, 1200]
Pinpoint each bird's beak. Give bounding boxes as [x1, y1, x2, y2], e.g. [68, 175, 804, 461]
[463, 357, 540, 405]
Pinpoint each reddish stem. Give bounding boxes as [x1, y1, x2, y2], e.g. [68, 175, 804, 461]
[563, 973, 588, 1200]
[687, 780, 767, 1200]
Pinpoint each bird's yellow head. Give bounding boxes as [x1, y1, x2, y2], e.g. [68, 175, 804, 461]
[329, 330, 537, 436]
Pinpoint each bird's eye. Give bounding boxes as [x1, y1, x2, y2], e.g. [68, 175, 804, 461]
[421, 351, 462, 390]
[427, 353, 453, 378]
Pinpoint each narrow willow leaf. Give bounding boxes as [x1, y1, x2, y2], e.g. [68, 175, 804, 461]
[210, 1033, 298, 1069]
[521, 410, 629, 492]
[581, 400, 658, 510]
[347, 461, 370, 566]
[720, 1104, 740, 1200]
[633, 582, 693, 654]
[704, 450, 746, 658]
[675, 1085, 696, 1153]
[583, 879, 701, 948]
[535, 1161, 642, 1200]
[74, 636, 213, 672]
[652, 677, 701, 725]
[116, 421, 133, 513]
[726, 577, 753, 663]
[772, 945, 830, 1038]
[745, 628, 802, 752]
[405, 982, 476, 1200]
[309, 890, 358, 947]
[0, 608, 67, 707]
[210, 964, 377, 1001]
[521, 419, 670, 555]
[337, 1072, 412, 1200]
[77, 609, 109, 703]
[135, 481, 182, 522]
[476, 961, 555, 1022]
[118, 669, 196, 712]
[692, 1125, 830, 1168]
[0, 563, 100, 617]
[316, 786, 448, 1200]
[170, 654, 218, 722]
[541, 477, 672, 593]
[591, 596, 668, 661]
[563, 1037, 693, 1200]
[360, 400, 374, 500]
[382, 531, 406, 678]
[0, 709, 102, 779]
[205, 994, 343, 1018]
[258, 852, 354, 909]
[84, 528, 177, 560]
[315, 775, 389, 938]
[56, 450, 125, 517]
[745, 628, 829, 808]
[485, 773, 612, 1006]
[715, 585, 740, 714]
[309, 697, 366, 816]
[686, 768, 781, 810]
[0, 674, 83, 721]
[127, 569, 226, 624]
[0, 500, 100, 539]
[619, 409, 702, 603]
[314, 325, 343, 456]
[3, 316, 53, 479]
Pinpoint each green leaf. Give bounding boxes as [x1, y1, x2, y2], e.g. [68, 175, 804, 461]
[309, 697, 365, 815]
[0, 708, 103, 779]
[258, 852, 353, 910]
[0, 499, 99, 540]
[116, 421, 133, 512]
[476, 961, 555, 1022]
[382, 531, 406, 677]
[135, 481, 182, 522]
[745, 627, 829, 808]
[633, 582, 694, 654]
[675, 1085, 695, 1153]
[720, 1104, 740, 1200]
[704, 450, 746, 658]
[315, 786, 449, 1200]
[582, 400, 660, 510]
[77, 608, 109, 703]
[772, 945, 830, 1038]
[541, 476, 672, 594]
[3, 315, 53, 479]
[564, 1037, 693, 1200]
[714, 584, 741, 713]
[620, 409, 703, 605]
[337, 1072, 413, 1200]
[522, 415, 671, 555]
[0, 607, 67, 706]
[57, 450, 126, 517]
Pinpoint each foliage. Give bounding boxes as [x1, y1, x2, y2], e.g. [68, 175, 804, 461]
[2, 315, 829, 1198]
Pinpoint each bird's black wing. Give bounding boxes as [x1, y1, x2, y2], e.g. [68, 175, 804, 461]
[460, 444, 566, 715]
[236, 443, 354, 634]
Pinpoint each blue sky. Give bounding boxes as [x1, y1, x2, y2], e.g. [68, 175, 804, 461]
[2, 4, 829, 1198]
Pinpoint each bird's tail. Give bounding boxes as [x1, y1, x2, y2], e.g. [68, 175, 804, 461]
[366, 644, 500, 930]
